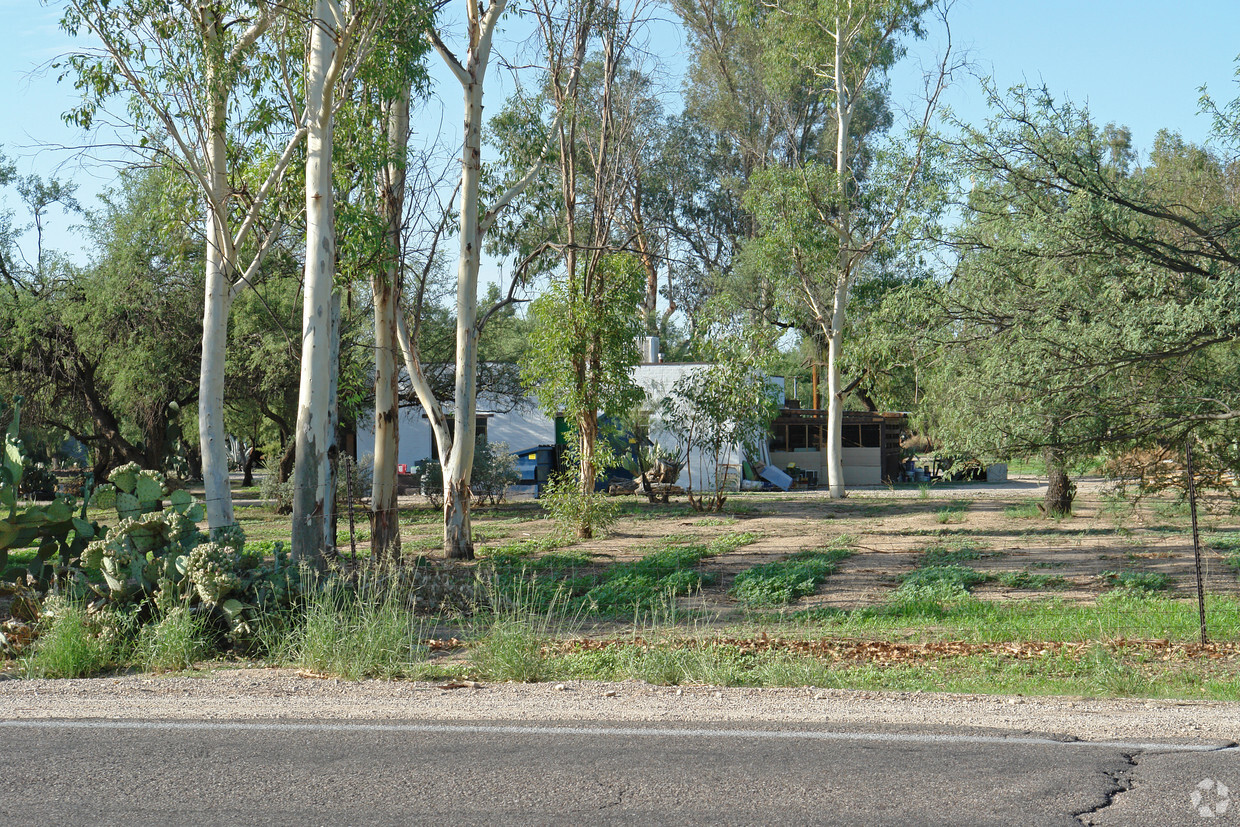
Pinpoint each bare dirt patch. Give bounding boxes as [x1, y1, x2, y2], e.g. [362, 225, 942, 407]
[439, 476, 1240, 620]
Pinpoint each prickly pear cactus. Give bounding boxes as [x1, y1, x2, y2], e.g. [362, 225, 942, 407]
[0, 397, 99, 583]
[184, 543, 242, 606]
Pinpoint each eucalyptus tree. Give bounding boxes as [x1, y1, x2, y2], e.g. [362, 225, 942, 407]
[59, 0, 308, 530]
[496, 0, 656, 538]
[291, 0, 398, 564]
[738, 0, 956, 498]
[320, 2, 432, 562]
[397, 0, 590, 559]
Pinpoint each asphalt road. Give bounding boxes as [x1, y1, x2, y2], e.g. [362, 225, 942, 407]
[1, 719, 1236, 825]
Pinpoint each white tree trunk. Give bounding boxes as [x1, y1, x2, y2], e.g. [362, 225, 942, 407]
[371, 88, 409, 562]
[199, 16, 235, 532]
[826, 20, 852, 500]
[443, 70, 485, 560]
[824, 294, 847, 498]
[200, 150, 235, 528]
[292, 0, 341, 567]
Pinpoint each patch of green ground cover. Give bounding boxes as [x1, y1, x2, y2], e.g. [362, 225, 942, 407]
[1151, 499, 1191, 520]
[1099, 570, 1171, 592]
[614, 501, 698, 520]
[400, 534, 445, 555]
[1003, 500, 1043, 519]
[1207, 532, 1240, 578]
[484, 532, 761, 618]
[232, 507, 292, 544]
[2, 546, 39, 578]
[729, 539, 854, 606]
[994, 571, 1070, 590]
[789, 591, 1240, 645]
[935, 500, 970, 524]
[918, 540, 995, 567]
[400, 509, 444, 525]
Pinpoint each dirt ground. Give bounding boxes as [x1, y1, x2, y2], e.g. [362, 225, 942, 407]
[451, 474, 1240, 619]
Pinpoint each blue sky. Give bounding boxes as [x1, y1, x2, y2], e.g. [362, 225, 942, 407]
[2, 0, 1238, 261]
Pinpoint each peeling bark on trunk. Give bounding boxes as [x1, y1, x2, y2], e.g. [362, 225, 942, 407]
[443, 478, 474, 559]
[371, 89, 408, 563]
[291, 0, 341, 568]
[577, 409, 598, 540]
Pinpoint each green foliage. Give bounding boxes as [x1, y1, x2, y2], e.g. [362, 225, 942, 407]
[658, 329, 782, 511]
[0, 165, 204, 477]
[1099, 570, 1171, 593]
[729, 544, 852, 605]
[905, 85, 1240, 496]
[522, 255, 646, 424]
[24, 597, 127, 679]
[539, 465, 620, 541]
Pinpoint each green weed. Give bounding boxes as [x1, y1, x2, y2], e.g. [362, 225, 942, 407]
[919, 540, 992, 567]
[936, 500, 969, 524]
[24, 600, 124, 679]
[1004, 500, 1044, 519]
[729, 546, 852, 606]
[1099, 570, 1171, 593]
[274, 581, 430, 679]
[995, 571, 1070, 590]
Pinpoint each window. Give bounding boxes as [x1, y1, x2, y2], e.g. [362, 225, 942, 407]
[430, 415, 489, 459]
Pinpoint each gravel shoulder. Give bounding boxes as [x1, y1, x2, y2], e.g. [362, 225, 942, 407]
[3, 669, 1237, 746]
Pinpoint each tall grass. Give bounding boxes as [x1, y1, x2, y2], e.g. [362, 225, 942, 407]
[271, 579, 432, 680]
[24, 601, 124, 679]
[136, 607, 211, 673]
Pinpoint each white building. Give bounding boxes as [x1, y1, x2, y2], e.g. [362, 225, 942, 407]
[354, 359, 778, 491]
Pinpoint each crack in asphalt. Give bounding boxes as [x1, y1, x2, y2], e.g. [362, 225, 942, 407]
[1074, 751, 1139, 826]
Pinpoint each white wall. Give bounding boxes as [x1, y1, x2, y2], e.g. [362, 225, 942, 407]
[355, 394, 554, 468]
[638, 363, 785, 492]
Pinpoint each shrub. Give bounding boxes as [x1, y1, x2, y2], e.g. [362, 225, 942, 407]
[420, 460, 443, 509]
[260, 468, 295, 514]
[540, 469, 619, 540]
[472, 440, 520, 506]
